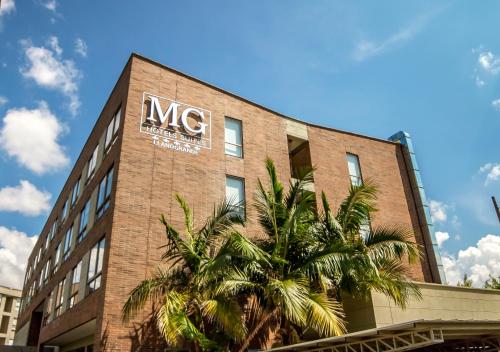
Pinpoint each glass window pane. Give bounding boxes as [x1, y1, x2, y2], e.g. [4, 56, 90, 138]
[225, 118, 242, 145]
[105, 168, 114, 197]
[347, 154, 362, 186]
[105, 117, 114, 149]
[71, 178, 80, 205]
[113, 109, 121, 134]
[225, 177, 244, 205]
[225, 143, 241, 157]
[97, 177, 107, 209]
[88, 244, 98, 279]
[97, 239, 105, 273]
[224, 118, 242, 157]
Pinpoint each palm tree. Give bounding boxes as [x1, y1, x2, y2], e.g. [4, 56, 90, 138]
[317, 183, 421, 308]
[235, 160, 421, 350]
[457, 273, 473, 287]
[122, 194, 267, 351]
[232, 160, 347, 351]
[484, 275, 500, 289]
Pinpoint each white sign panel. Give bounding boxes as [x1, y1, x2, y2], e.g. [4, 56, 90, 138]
[140, 92, 212, 155]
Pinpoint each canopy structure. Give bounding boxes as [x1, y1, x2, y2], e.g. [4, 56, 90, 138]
[264, 320, 500, 352]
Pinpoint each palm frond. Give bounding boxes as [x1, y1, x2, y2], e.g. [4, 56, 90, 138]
[201, 296, 247, 341]
[285, 166, 315, 211]
[369, 257, 422, 308]
[306, 292, 345, 337]
[175, 193, 194, 238]
[336, 181, 377, 237]
[122, 267, 179, 322]
[264, 278, 309, 326]
[365, 226, 421, 262]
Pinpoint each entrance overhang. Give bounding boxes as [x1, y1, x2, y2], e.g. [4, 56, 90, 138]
[264, 320, 500, 352]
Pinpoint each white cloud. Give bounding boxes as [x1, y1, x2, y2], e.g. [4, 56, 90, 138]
[0, 180, 51, 216]
[43, 0, 57, 12]
[47, 36, 62, 56]
[0, 0, 15, 30]
[478, 51, 500, 75]
[0, 227, 37, 289]
[435, 231, 450, 247]
[352, 10, 440, 62]
[443, 234, 500, 287]
[429, 199, 447, 223]
[20, 38, 82, 115]
[0, 96, 7, 106]
[479, 163, 500, 185]
[74, 38, 88, 58]
[492, 99, 500, 111]
[0, 0, 15, 15]
[0, 102, 69, 174]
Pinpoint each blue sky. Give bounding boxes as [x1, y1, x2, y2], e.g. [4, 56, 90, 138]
[0, 0, 499, 288]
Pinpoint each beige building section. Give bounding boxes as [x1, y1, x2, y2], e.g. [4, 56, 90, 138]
[0, 286, 21, 346]
[343, 282, 500, 332]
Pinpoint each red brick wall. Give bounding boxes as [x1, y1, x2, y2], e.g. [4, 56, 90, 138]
[98, 55, 432, 351]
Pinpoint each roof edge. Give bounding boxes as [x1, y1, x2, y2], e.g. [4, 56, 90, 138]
[130, 52, 399, 146]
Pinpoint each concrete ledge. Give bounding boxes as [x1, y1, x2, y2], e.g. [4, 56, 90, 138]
[344, 282, 500, 332]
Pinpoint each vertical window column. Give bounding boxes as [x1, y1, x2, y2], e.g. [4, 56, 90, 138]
[71, 177, 81, 207]
[225, 176, 245, 218]
[104, 107, 121, 152]
[63, 225, 74, 261]
[346, 153, 370, 237]
[53, 242, 61, 274]
[77, 200, 91, 243]
[54, 278, 66, 317]
[69, 261, 82, 308]
[96, 167, 114, 219]
[347, 153, 363, 187]
[86, 238, 106, 294]
[224, 117, 243, 158]
[86, 145, 99, 182]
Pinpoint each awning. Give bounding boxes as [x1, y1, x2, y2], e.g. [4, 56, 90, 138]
[264, 320, 500, 352]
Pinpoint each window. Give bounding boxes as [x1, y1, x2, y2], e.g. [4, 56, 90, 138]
[104, 108, 121, 151]
[53, 242, 61, 274]
[347, 153, 363, 187]
[43, 258, 51, 283]
[44, 233, 50, 251]
[69, 261, 82, 308]
[61, 198, 69, 221]
[346, 153, 370, 237]
[77, 200, 91, 243]
[71, 177, 81, 206]
[225, 176, 245, 217]
[0, 316, 8, 333]
[37, 247, 42, 264]
[87, 238, 105, 294]
[224, 117, 243, 157]
[96, 167, 114, 219]
[50, 218, 58, 241]
[63, 225, 74, 261]
[55, 278, 66, 317]
[43, 290, 54, 325]
[3, 297, 13, 313]
[87, 145, 99, 180]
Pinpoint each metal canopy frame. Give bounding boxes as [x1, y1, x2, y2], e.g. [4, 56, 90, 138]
[264, 320, 500, 352]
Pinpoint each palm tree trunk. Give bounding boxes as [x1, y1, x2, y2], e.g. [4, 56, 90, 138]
[237, 306, 279, 352]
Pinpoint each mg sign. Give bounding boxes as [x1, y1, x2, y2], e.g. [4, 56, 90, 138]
[140, 92, 212, 155]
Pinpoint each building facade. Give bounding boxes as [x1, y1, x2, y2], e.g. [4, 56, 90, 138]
[0, 286, 21, 346]
[15, 54, 444, 351]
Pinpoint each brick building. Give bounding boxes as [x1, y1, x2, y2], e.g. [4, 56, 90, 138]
[0, 286, 21, 346]
[14, 53, 447, 351]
